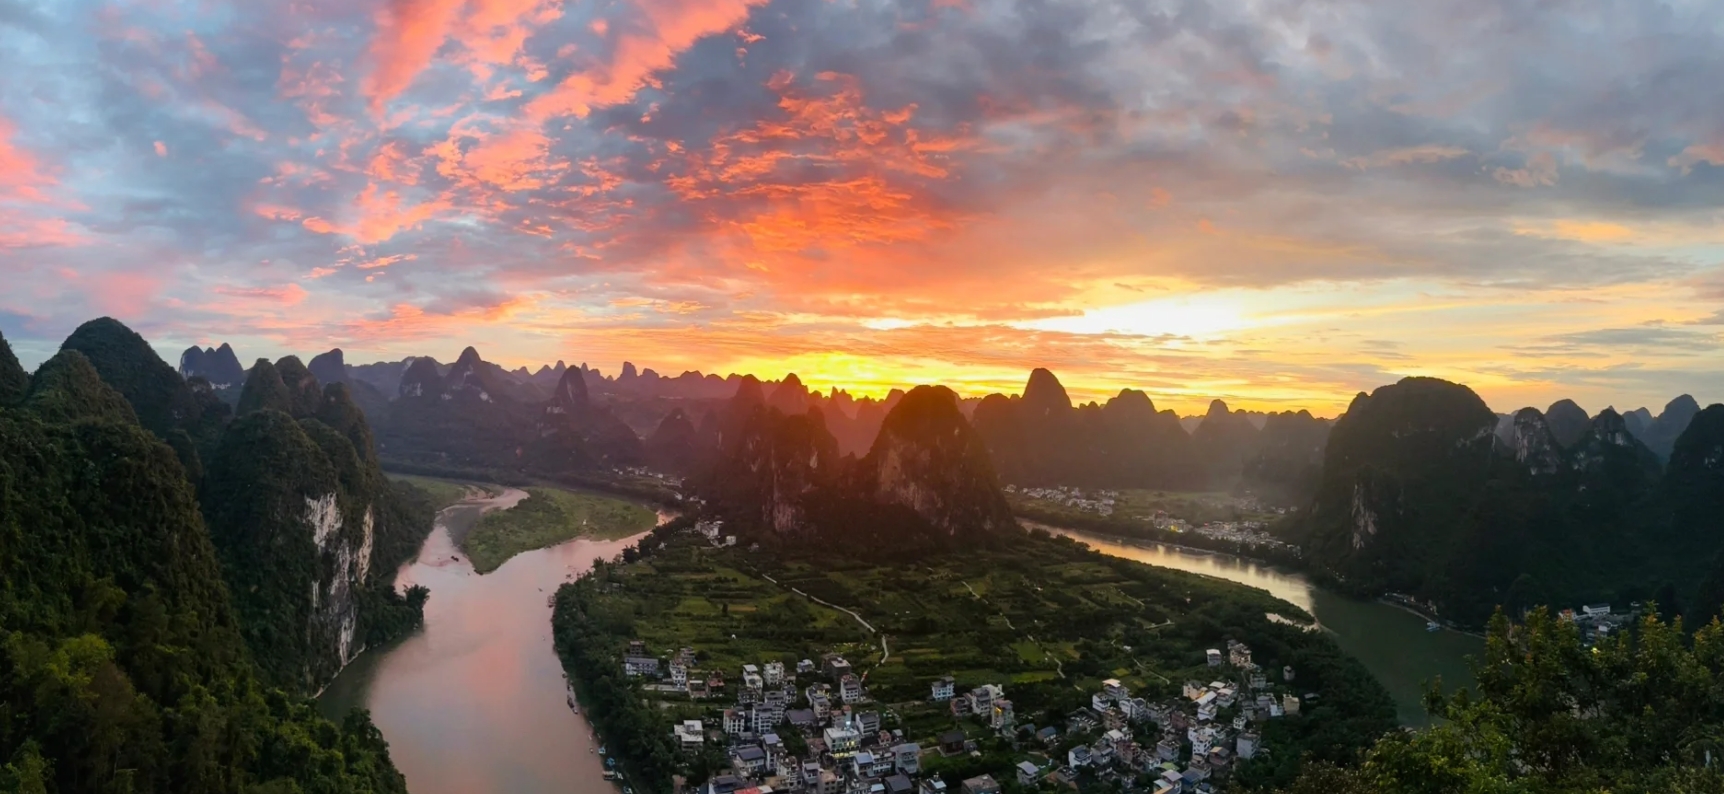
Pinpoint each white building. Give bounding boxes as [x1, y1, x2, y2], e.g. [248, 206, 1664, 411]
[931, 676, 955, 702]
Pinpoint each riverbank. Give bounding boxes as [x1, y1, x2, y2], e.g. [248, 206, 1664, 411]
[464, 486, 659, 574]
[1048, 526, 1483, 726]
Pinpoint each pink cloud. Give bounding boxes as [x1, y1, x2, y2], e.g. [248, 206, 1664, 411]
[214, 283, 310, 305]
[525, 0, 765, 120]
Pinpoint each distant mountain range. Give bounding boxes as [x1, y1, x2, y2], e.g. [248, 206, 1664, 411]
[174, 341, 1711, 503]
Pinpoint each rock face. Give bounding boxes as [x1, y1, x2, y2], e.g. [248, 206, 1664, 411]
[1192, 399, 1262, 485]
[203, 409, 373, 690]
[1507, 408, 1563, 475]
[1294, 376, 1724, 626]
[179, 342, 246, 389]
[1543, 399, 1590, 448]
[1293, 378, 1503, 619]
[706, 396, 842, 534]
[646, 408, 701, 474]
[307, 348, 349, 386]
[856, 385, 1015, 535]
[767, 373, 811, 416]
[1631, 395, 1702, 460]
[1243, 409, 1331, 500]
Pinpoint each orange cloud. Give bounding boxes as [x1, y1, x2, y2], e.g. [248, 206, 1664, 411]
[525, 0, 765, 120]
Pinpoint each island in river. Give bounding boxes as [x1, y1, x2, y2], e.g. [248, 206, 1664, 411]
[319, 483, 663, 794]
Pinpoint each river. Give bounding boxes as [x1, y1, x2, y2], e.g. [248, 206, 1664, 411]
[318, 487, 651, 794]
[1046, 527, 1482, 726]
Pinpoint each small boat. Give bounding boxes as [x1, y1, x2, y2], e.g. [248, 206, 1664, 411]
[602, 771, 618, 781]
[1426, 621, 1441, 632]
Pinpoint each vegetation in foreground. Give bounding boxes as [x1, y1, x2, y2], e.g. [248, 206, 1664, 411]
[464, 486, 658, 573]
[0, 332, 408, 793]
[1282, 608, 1724, 794]
[552, 524, 1396, 794]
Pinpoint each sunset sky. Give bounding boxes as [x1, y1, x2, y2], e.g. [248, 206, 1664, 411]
[3, 0, 1722, 415]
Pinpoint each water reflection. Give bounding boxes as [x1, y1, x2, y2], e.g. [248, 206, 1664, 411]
[319, 489, 651, 794]
[1046, 527, 1482, 726]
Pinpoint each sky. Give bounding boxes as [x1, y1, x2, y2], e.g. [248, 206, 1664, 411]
[2, 0, 1723, 416]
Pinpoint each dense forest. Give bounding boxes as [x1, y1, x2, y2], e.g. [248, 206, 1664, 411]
[0, 329, 410, 793]
[1281, 608, 1724, 793]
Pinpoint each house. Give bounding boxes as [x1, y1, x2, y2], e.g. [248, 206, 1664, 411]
[1282, 694, 1301, 716]
[824, 725, 860, 757]
[1282, 665, 1295, 682]
[931, 676, 956, 702]
[731, 745, 768, 777]
[1102, 678, 1128, 700]
[764, 661, 786, 686]
[707, 774, 745, 794]
[858, 711, 882, 734]
[798, 659, 817, 674]
[885, 775, 914, 794]
[624, 654, 661, 677]
[673, 720, 705, 752]
[1227, 641, 1252, 668]
[949, 696, 972, 717]
[959, 774, 1001, 794]
[786, 709, 817, 731]
[1248, 671, 1267, 690]
[840, 674, 865, 704]
[1016, 761, 1041, 787]
[1236, 730, 1259, 759]
[1036, 726, 1059, 746]
[670, 661, 689, 687]
[852, 751, 892, 779]
[1151, 781, 1176, 794]
[723, 709, 747, 735]
[1091, 692, 1112, 712]
[824, 654, 853, 680]
[1583, 603, 1611, 618]
[1183, 681, 1206, 699]
[968, 684, 1002, 714]
[743, 664, 764, 692]
[939, 730, 967, 756]
[1206, 648, 1222, 667]
[1067, 745, 1091, 768]
[918, 779, 948, 794]
[990, 699, 1014, 729]
[688, 680, 710, 699]
[891, 743, 921, 774]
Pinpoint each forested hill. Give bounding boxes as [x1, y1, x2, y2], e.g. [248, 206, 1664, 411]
[1288, 376, 1724, 626]
[0, 329, 410, 793]
[28, 319, 439, 694]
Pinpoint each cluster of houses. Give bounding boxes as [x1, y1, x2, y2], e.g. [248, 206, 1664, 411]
[1149, 515, 1296, 554]
[695, 519, 739, 548]
[623, 633, 1308, 794]
[1560, 602, 1635, 644]
[1004, 641, 1305, 794]
[1006, 485, 1121, 517]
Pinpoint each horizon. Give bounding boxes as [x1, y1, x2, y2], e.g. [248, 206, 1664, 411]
[9, 316, 1716, 421]
[5, 1, 1724, 417]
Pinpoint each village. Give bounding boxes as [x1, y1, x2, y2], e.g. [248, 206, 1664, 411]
[1005, 486, 1297, 555]
[620, 635, 1309, 794]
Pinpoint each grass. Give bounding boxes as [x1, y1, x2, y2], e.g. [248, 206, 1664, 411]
[387, 473, 481, 511]
[463, 486, 657, 573]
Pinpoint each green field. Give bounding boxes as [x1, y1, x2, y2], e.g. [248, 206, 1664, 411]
[464, 487, 657, 573]
[387, 473, 481, 511]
